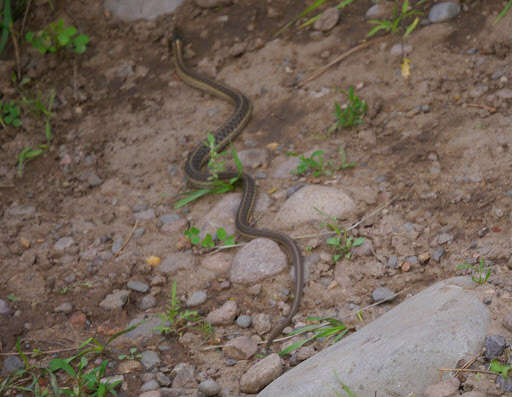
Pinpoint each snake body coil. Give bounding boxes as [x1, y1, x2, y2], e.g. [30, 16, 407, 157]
[171, 30, 304, 347]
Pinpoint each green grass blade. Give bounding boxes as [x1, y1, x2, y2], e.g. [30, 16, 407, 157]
[174, 188, 212, 208]
[495, 1, 512, 23]
[275, 0, 328, 36]
[0, 0, 11, 54]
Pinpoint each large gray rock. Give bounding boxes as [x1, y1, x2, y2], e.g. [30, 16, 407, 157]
[105, 0, 184, 21]
[259, 277, 490, 397]
[274, 185, 355, 228]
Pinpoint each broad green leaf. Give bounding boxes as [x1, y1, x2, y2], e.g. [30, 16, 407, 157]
[216, 228, 227, 240]
[48, 359, 76, 377]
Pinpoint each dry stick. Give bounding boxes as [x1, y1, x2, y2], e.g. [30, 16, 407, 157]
[20, 0, 32, 37]
[439, 368, 496, 376]
[0, 346, 78, 356]
[298, 35, 388, 87]
[112, 220, 138, 258]
[9, 24, 21, 80]
[466, 103, 496, 113]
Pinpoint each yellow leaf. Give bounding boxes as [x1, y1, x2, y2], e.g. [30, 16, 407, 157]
[401, 57, 411, 78]
[268, 187, 276, 194]
[146, 256, 161, 266]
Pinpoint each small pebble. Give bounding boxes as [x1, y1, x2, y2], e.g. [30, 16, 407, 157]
[0, 299, 10, 315]
[156, 372, 171, 387]
[141, 351, 160, 369]
[484, 334, 507, 359]
[387, 255, 398, 268]
[432, 248, 445, 262]
[138, 295, 157, 310]
[236, 314, 252, 328]
[54, 302, 73, 313]
[372, 287, 395, 303]
[199, 379, 221, 396]
[497, 374, 512, 392]
[140, 379, 159, 392]
[186, 290, 208, 307]
[127, 280, 149, 293]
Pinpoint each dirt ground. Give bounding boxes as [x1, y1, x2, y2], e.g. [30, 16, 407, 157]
[1, 0, 512, 394]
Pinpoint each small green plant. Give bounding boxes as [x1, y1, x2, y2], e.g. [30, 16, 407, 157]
[327, 225, 364, 262]
[6, 294, 19, 302]
[155, 280, 206, 336]
[367, 0, 425, 38]
[332, 372, 357, 397]
[327, 87, 367, 134]
[279, 316, 348, 355]
[0, 101, 21, 127]
[289, 149, 330, 177]
[456, 257, 491, 285]
[174, 133, 244, 209]
[336, 147, 356, 170]
[15, 90, 55, 176]
[185, 226, 236, 248]
[490, 360, 512, 378]
[118, 347, 142, 361]
[47, 357, 120, 396]
[275, 0, 355, 36]
[26, 18, 89, 54]
[0, 325, 137, 396]
[16, 145, 47, 176]
[289, 147, 355, 177]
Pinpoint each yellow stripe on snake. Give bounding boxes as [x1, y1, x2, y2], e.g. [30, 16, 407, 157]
[170, 29, 304, 348]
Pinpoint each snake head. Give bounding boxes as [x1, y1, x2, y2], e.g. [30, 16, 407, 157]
[172, 27, 183, 43]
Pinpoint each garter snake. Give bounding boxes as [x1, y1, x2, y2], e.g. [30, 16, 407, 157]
[171, 29, 304, 347]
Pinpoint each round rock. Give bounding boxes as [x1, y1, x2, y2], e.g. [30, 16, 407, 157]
[199, 379, 221, 396]
[230, 238, 287, 284]
[428, 2, 461, 23]
[274, 185, 355, 228]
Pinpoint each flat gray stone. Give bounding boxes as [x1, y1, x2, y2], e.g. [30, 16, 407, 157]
[274, 185, 355, 228]
[258, 277, 490, 397]
[141, 350, 160, 369]
[99, 289, 131, 310]
[105, 0, 184, 21]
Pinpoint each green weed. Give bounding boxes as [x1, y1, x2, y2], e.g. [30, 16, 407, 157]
[289, 149, 330, 177]
[0, 325, 138, 396]
[314, 207, 364, 262]
[456, 257, 491, 285]
[275, 0, 355, 36]
[185, 226, 236, 248]
[0, 0, 12, 55]
[26, 18, 89, 54]
[490, 360, 512, 378]
[327, 87, 367, 134]
[155, 280, 208, 337]
[336, 147, 356, 170]
[279, 316, 348, 355]
[327, 224, 364, 262]
[16, 145, 47, 176]
[367, 0, 425, 38]
[0, 101, 21, 127]
[16, 90, 55, 176]
[174, 133, 244, 209]
[118, 347, 141, 361]
[333, 372, 357, 397]
[289, 147, 355, 177]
